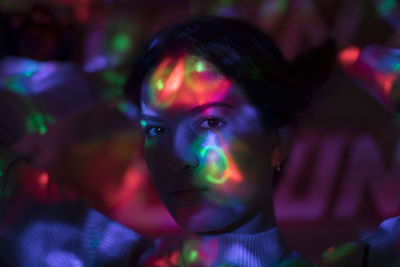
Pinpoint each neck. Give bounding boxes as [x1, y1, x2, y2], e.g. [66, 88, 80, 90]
[195, 198, 276, 236]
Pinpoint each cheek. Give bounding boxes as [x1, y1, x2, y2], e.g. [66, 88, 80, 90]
[198, 132, 273, 205]
[144, 141, 169, 185]
[227, 143, 272, 199]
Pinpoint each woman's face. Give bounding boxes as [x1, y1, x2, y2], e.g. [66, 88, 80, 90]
[140, 54, 276, 233]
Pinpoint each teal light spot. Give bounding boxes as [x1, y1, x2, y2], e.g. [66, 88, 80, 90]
[91, 240, 99, 248]
[140, 120, 147, 128]
[195, 61, 204, 72]
[6, 77, 26, 94]
[156, 80, 164, 90]
[395, 114, 400, 124]
[218, 0, 234, 7]
[393, 62, 400, 71]
[112, 33, 132, 52]
[378, 0, 396, 15]
[24, 70, 35, 77]
[188, 250, 198, 262]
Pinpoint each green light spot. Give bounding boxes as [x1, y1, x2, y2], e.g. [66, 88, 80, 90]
[188, 250, 198, 262]
[0, 170, 3, 177]
[117, 101, 128, 113]
[102, 88, 123, 99]
[39, 125, 47, 135]
[218, 0, 234, 7]
[103, 71, 126, 85]
[277, 0, 288, 12]
[26, 113, 47, 134]
[378, 0, 396, 15]
[195, 61, 205, 72]
[156, 80, 164, 90]
[140, 120, 147, 128]
[112, 33, 132, 52]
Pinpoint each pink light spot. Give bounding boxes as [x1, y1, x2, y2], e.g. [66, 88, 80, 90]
[38, 172, 49, 188]
[339, 46, 361, 68]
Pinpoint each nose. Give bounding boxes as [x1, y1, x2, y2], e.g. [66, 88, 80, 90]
[168, 124, 199, 172]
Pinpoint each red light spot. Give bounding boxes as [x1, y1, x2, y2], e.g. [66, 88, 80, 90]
[374, 73, 396, 96]
[327, 246, 335, 253]
[170, 250, 180, 265]
[38, 172, 49, 188]
[339, 46, 361, 67]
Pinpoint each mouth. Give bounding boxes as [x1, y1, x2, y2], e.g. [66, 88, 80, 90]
[167, 187, 209, 201]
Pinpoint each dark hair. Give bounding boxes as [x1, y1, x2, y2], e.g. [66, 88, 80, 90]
[125, 16, 336, 128]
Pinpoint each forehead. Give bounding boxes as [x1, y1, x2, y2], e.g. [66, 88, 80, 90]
[140, 54, 248, 114]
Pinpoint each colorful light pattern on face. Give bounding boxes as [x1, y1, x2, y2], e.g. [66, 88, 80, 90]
[146, 55, 232, 110]
[200, 145, 229, 184]
[141, 55, 274, 233]
[193, 138, 243, 187]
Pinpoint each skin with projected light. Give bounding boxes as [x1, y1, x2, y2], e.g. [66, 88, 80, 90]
[126, 16, 334, 266]
[140, 54, 278, 234]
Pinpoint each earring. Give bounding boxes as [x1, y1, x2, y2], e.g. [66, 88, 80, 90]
[276, 159, 281, 172]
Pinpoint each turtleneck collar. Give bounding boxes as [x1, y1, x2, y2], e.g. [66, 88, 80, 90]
[178, 226, 287, 266]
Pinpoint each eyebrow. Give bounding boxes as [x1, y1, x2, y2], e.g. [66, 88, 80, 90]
[189, 102, 235, 115]
[141, 102, 235, 121]
[141, 114, 165, 122]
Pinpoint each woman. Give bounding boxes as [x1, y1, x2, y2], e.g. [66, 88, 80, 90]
[124, 16, 335, 266]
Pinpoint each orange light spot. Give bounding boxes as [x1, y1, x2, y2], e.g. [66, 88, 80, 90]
[164, 60, 185, 94]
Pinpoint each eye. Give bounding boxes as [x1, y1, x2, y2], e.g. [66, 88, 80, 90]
[145, 126, 167, 137]
[198, 118, 226, 131]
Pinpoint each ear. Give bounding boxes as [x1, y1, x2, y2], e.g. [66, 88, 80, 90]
[270, 126, 292, 168]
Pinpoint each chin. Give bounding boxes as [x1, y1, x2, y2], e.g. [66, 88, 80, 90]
[174, 205, 241, 234]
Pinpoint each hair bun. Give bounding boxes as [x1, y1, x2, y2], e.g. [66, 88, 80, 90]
[288, 39, 338, 89]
